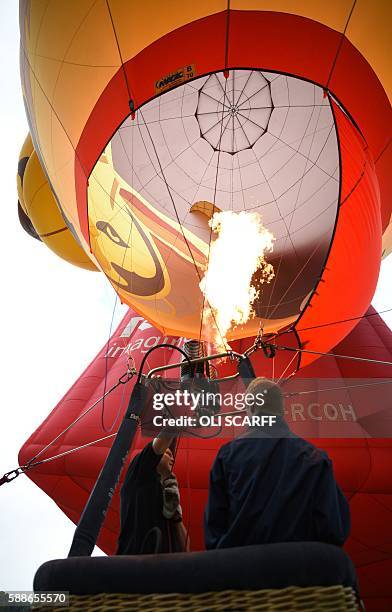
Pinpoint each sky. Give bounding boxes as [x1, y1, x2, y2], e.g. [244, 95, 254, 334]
[0, 2, 391, 592]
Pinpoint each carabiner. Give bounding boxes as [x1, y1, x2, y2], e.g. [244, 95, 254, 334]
[0, 467, 24, 486]
[261, 342, 276, 359]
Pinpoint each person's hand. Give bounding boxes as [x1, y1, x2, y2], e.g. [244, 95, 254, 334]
[162, 474, 182, 520]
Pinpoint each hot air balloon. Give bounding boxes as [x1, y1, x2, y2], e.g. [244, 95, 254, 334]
[17, 134, 98, 270]
[19, 0, 391, 358]
[13, 1, 392, 610]
[18, 306, 392, 610]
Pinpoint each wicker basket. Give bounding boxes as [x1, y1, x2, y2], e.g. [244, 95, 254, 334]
[33, 585, 359, 611]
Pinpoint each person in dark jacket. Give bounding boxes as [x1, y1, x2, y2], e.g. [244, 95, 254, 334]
[117, 434, 188, 555]
[205, 378, 350, 550]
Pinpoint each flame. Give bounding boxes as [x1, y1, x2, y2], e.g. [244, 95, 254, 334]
[199, 211, 274, 349]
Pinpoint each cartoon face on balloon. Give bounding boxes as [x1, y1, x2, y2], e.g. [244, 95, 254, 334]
[88, 145, 207, 334]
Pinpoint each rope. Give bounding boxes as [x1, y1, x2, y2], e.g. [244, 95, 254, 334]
[325, 0, 358, 92]
[274, 344, 392, 367]
[280, 307, 392, 335]
[99, 0, 141, 431]
[284, 379, 392, 398]
[24, 433, 117, 469]
[23, 368, 135, 470]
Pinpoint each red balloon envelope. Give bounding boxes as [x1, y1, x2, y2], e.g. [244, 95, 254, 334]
[19, 308, 392, 611]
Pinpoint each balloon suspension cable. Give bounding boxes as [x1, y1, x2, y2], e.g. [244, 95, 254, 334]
[25, 364, 136, 469]
[276, 306, 392, 336]
[274, 344, 392, 367]
[284, 379, 392, 398]
[243, 330, 392, 368]
[0, 344, 214, 487]
[102, 352, 138, 434]
[0, 364, 137, 487]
